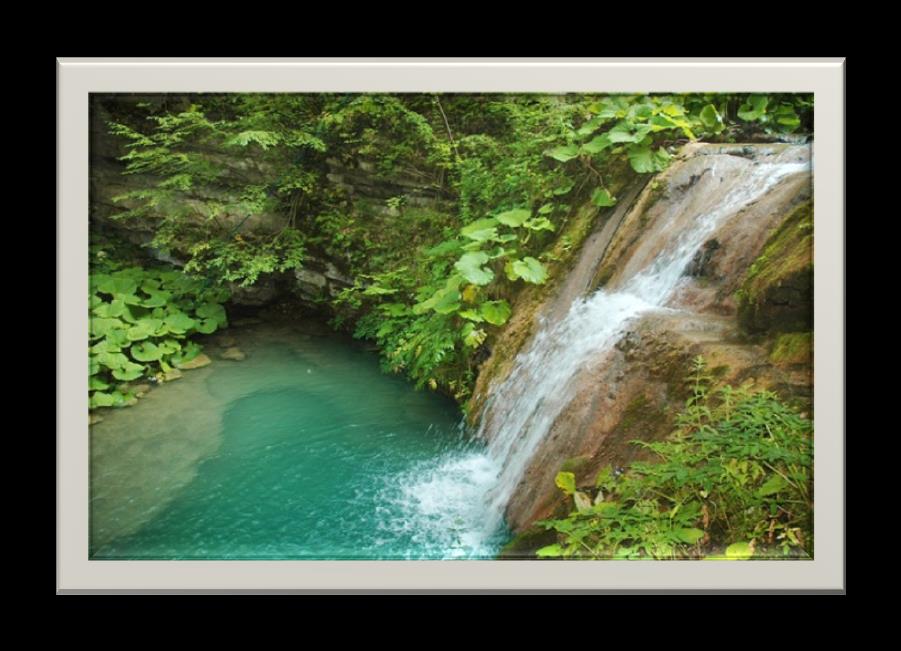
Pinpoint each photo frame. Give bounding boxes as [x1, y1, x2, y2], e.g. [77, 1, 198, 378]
[58, 57, 845, 593]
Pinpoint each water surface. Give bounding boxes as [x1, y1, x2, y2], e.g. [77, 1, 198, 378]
[90, 321, 508, 559]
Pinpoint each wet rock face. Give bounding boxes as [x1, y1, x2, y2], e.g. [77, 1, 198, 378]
[503, 311, 812, 532]
[228, 275, 283, 307]
[736, 200, 814, 333]
[684, 239, 721, 278]
[466, 143, 814, 536]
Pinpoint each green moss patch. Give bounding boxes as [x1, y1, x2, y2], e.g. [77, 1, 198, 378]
[770, 332, 812, 366]
[737, 200, 813, 333]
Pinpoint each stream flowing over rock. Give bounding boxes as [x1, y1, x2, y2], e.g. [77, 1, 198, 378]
[468, 143, 813, 535]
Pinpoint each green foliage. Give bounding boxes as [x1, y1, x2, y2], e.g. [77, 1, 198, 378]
[536, 357, 813, 560]
[100, 93, 812, 403]
[507, 257, 548, 284]
[590, 188, 617, 208]
[89, 260, 229, 410]
[539, 95, 698, 188]
[736, 94, 805, 133]
[335, 199, 550, 399]
[107, 96, 320, 286]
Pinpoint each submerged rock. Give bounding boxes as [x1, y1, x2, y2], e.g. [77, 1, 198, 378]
[215, 334, 237, 348]
[175, 353, 212, 370]
[162, 368, 183, 382]
[220, 347, 247, 361]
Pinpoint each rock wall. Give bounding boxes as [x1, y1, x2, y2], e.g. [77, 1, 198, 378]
[90, 96, 454, 310]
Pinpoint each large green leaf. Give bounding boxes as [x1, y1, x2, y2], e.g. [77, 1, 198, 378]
[581, 133, 612, 155]
[112, 361, 145, 382]
[120, 305, 141, 324]
[130, 342, 163, 362]
[544, 145, 580, 162]
[94, 275, 138, 297]
[755, 474, 788, 498]
[773, 104, 800, 131]
[576, 115, 609, 137]
[89, 376, 110, 391]
[536, 544, 564, 558]
[699, 104, 725, 133]
[480, 300, 511, 326]
[433, 288, 462, 315]
[650, 113, 696, 139]
[524, 217, 555, 232]
[120, 293, 145, 306]
[455, 252, 494, 286]
[555, 471, 576, 495]
[738, 94, 769, 121]
[90, 317, 125, 339]
[157, 339, 182, 355]
[458, 309, 484, 323]
[105, 328, 131, 348]
[551, 179, 575, 196]
[413, 277, 463, 315]
[90, 391, 124, 409]
[90, 339, 121, 355]
[171, 341, 202, 365]
[628, 145, 671, 173]
[195, 318, 218, 334]
[141, 278, 162, 293]
[482, 246, 512, 261]
[92, 299, 128, 318]
[674, 528, 705, 544]
[97, 351, 129, 370]
[724, 542, 754, 560]
[591, 188, 617, 207]
[461, 228, 499, 243]
[628, 102, 654, 120]
[164, 312, 196, 334]
[196, 302, 227, 325]
[141, 290, 172, 308]
[126, 321, 155, 341]
[461, 323, 487, 348]
[495, 208, 531, 228]
[509, 257, 548, 284]
[608, 121, 653, 143]
[461, 218, 499, 241]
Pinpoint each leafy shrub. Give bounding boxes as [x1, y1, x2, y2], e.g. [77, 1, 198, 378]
[89, 264, 229, 409]
[537, 357, 813, 560]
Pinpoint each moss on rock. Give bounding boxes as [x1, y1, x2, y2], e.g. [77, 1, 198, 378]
[770, 332, 813, 366]
[497, 524, 558, 559]
[737, 200, 813, 333]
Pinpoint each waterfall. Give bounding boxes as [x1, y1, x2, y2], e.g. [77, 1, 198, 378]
[379, 146, 810, 559]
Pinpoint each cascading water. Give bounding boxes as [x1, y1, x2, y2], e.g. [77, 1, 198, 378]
[382, 146, 810, 558]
